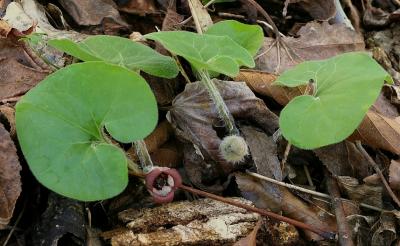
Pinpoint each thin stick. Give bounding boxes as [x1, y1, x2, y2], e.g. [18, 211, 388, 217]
[355, 141, 400, 207]
[303, 165, 314, 187]
[246, 171, 385, 212]
[281, 142, 291, 171]
[179, 184, 336, 240]
[325, 170, 354, 246]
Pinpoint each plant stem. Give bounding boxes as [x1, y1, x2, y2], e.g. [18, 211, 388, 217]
[198, 70, 239, 135]
[134, 140, 154, 173]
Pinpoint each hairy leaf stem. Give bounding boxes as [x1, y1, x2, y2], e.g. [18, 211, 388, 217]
[134, 140, 154, 173]
[198, 69, 239, 136]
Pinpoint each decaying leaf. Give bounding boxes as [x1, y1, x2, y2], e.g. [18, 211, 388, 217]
[167, 80, 279, 174]
[0, 122, 21, 229]
[350, 110, 400, 155]
[235, 70, 305, 105]
[113, 198, 260, 245]
[240, 125, 282, 210]
[347, 214, 374, 245]
[0, 105, 16, 137]
[233, 219, 261, 246]
[371, 212, 397, 246]
[57, 0, 129, 30]
[0, 37, 48, 101]
[389, 160, 400, 190]
[314, 141, 372, 180]
[235, 173, 336, 241]
[367, 25, 400, 80]
[256, 22, 364, 74]
[31, 193, 86, 246]
[283, 0, 336, 21]
[127, 121, 174, 162]
[337, 176, 383, 208]
[118, 0, 157, 15]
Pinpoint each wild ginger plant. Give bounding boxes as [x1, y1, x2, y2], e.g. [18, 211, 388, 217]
[275, 52, 392, 149]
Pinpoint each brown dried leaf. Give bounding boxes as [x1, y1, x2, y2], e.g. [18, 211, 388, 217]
[314, 141, 372, 180]
[350, 111, 400, 154]
[283, 0, 336, 21]
[118, 0, 157, 15]
[168, 80, 279, 174]
[240, 125, 282, 210]
[235, 173, 336, 241]
[187, 0, 213, 33]
[0, 19, 11, 37]
[127, 121, 173, 162]
[114, 198, 260, 246]
[233, 220, 261, 246]
[0, 37, 48, 101]
[389, 160, 400, 190]
[371, 212, 397, 246]
[236, 70, 305, 105]
[337, 176, 383, 208]
[0, 105, 15, 137]
[256, 22, 365, 74]
[57, 0, 129, 29]
[0, 122, 21, 229]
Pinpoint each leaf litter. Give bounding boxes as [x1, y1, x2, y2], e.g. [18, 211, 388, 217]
[1, 0, 400, 245]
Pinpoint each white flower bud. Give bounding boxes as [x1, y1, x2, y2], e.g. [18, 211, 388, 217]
[219, 135, 249, 163]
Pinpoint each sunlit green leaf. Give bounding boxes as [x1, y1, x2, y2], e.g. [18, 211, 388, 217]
[277, 52, 392, 149]
[16, 62, 158, 201]
[206, 20, 263, 56]
[49, 35, 179, 78]
[144, 31, 254, 77]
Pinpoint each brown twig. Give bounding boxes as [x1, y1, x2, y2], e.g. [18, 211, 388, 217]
[179, 184, 336, 240]
[246, 171, 384, 212]
[355, 141, 400, 207]
[325, 170, 354, 246]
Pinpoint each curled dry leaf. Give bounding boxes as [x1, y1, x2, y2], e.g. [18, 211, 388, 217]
[57, 0, 129, 29]
[118, 0, 157, 15]
[236, 71, 400, 154]
[314, 141, 372, 180]
[0, 36, 49, 101]
[337, 176, 383, 208]
[114, 198, 260, 245]
[389, 160, 400, 190]
[233, 219, 261, 246]
[240, 125, 282, 209]
[235, 173, 337, 241]
[256, 22, 364, 74]
[127, 121, 174, 162]
[167, 80, 278, 174]
[0, 122, 21, 229]
[371, 212, 398, 246]
[283, 0, 336, 21]
[0, 105, 15, 137]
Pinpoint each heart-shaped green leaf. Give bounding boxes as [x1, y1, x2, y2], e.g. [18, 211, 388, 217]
[205, 20, 263, 56]
[144, 31, 254, 77]
[16, 62, 158, 201]
[48, 35, 179, 78]
[276, 52, 392, 149]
